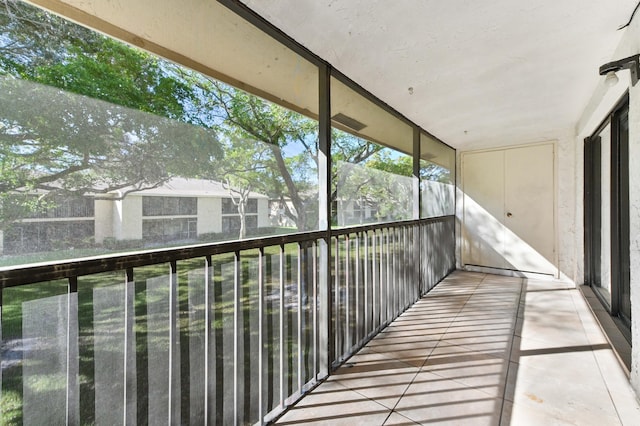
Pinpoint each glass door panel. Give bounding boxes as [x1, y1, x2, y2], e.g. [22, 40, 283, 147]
[597, 124, 612, 305]
[585, 96, 630, 335]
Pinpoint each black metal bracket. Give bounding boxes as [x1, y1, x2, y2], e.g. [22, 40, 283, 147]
[599, 54, 640, 86]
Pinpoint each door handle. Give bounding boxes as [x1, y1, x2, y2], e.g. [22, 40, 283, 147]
[506, 212, 513, 218]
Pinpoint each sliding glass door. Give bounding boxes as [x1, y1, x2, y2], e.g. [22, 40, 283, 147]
[585, 96, 631, 331]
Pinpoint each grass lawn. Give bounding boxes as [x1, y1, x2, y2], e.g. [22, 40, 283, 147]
[0, 226, 301, 269]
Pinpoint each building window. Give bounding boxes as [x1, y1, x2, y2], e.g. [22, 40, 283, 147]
[221, 198, 258, 214]
[142, 218, 197, 242]
[20, 196, 95, 219]
[222, 215, 258, 234]
[142, 197, 197, 216]
[4, 220, 94, 254]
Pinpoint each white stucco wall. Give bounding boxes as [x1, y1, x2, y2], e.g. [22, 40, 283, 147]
[93, 199, 114, 244]
[113, 195, 143, 240]
[257, 198, 269, 228]
[197, 197, 222, 235]
[556, 132, 578, 283]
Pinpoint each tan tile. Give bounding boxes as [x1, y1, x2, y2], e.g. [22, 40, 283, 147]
[383, 412, 420, 425]
[517, 315, 590, 347]
[591, 348, 640, 424]
[446, 318, 515, 331]
[368, 332, 443, 351]
[423, 346, 508, 398]
[439, 337, 513, 359]
[591, 347, 630, 385]
[275, 271, 639, 425]
[275, 380, 391, 425]
[395, 371, 502, 425]
[500, 400, 576, 426]
[391, 315, 449, 324]
[521, 292, 577, 313]
[344, 346, 409, 365]
[607, 389, 640, 425]
[397, 308, 458, 317]
[456, 310, 517, 318]
[523, 279, 574, 292]
[429, 340, 508, 359]
[461, 307, 519, 316]
[381, 324, 450, 337]
[509, 343, 607, 391]
[441, 326, 515, 340]
[329, 358, 419, 409]
[367, 340, 438, 368]
[504, 361, 621, 425]
[452, 316, 517, 326]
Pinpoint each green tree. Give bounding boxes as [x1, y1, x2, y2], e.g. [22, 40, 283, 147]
[365, 150, 413, 177]
[335, 157, 413, 225]
[217, 136, 272, 239]
[0, 0, 394, 238]
[331, 129, 384, 211]
[0, 1, 221, 228]
[195, 80, 320, 231]
[331, 130, 414, 225]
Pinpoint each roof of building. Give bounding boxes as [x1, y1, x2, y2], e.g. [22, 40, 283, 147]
[121, 177, 269, 199]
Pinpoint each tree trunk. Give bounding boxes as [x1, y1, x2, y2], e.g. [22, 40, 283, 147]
[238, 194, 247, 240]
[269, 145, 308, 230]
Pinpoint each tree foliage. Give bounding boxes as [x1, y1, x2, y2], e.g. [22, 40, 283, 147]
[0, 0, 422, 240]
[0, 0, 220, 226]
[333, 142, 414, 225]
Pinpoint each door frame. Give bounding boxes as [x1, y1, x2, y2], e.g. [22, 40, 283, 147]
[584, 94, 631, 332]
[460, 141, 559, 277]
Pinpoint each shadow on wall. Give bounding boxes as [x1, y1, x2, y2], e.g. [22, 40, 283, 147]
[460, 193, 557, 276]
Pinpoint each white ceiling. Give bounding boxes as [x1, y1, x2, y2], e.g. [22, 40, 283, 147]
[242, 0, 637, 150]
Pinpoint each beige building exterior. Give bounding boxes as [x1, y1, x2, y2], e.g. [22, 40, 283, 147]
[1, 178, 270, 254]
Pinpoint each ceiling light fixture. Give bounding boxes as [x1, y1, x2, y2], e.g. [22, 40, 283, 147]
[599, 54, 640, 86]
[604, 71, 619, 87]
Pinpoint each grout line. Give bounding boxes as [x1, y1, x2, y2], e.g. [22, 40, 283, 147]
[497, 276, 526, 424]
[283, 272, 519, 425]
[383, 272, 486, 423]
[571, 287, 632, 424]
[577, 286, 631, 374]
[381, 409, 394, 425]
[416, 272, 522, 421]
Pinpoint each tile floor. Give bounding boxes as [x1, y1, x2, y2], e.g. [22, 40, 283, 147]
[274, 271, 640, 425]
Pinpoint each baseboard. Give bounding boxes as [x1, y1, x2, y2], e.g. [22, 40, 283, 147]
[462, 264, 556, 280]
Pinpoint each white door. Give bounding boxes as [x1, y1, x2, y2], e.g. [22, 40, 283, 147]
[462, 150, 506, 269]
[462, 143, 556, 275]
